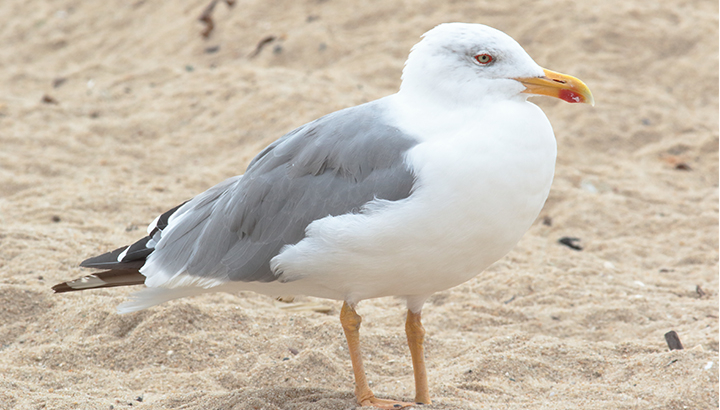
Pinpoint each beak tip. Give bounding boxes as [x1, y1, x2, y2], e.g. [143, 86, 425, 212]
[523, 68, 594, 107]
[559, 89, 594, 106]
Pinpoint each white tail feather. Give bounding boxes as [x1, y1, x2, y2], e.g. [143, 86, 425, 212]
[117, 287, 211, 314]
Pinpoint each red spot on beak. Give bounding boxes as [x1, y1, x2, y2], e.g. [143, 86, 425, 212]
[559, 89, 583, 104]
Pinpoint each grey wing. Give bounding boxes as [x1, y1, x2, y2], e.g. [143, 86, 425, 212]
[141, 100, 419, 286]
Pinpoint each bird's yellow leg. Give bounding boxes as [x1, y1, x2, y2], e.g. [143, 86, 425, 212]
[406, 309, 431, 405]
[340, 302, 416, 409]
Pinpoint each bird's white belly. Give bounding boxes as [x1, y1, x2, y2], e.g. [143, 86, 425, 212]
[270, 101, 557, 304]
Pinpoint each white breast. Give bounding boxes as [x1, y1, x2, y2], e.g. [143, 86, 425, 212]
[269, 94, 557, 305]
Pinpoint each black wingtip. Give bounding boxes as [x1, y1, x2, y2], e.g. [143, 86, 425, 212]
[80, 246, 129, 268]
[80, 236, 153, 271]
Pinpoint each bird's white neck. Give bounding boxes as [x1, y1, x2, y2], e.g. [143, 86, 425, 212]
[385, 88, 530, 144]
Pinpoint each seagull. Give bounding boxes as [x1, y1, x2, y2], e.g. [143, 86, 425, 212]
[53, 22, 593, 408]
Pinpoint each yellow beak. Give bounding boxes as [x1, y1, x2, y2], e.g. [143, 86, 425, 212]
[517, 68, 594, 106]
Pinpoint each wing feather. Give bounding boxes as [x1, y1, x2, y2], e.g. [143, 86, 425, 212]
[69, 99, 418, 292]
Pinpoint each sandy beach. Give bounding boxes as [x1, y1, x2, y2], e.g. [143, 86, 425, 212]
[0, 0, 717, 409]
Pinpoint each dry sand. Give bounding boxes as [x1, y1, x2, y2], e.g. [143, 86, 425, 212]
[0, 1, 718, 409]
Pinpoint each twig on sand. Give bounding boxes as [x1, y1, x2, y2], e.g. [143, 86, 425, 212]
[199, 0, 236, 38]
[248, 36, 277, 57]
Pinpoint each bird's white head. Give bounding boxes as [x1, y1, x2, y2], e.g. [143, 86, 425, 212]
[399, 23, 594, 107]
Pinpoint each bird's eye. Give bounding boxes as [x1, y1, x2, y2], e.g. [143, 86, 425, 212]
[474, 53, 493, 65]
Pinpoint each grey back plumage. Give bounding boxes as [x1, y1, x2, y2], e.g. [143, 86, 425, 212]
[145, 100, 419, 284]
